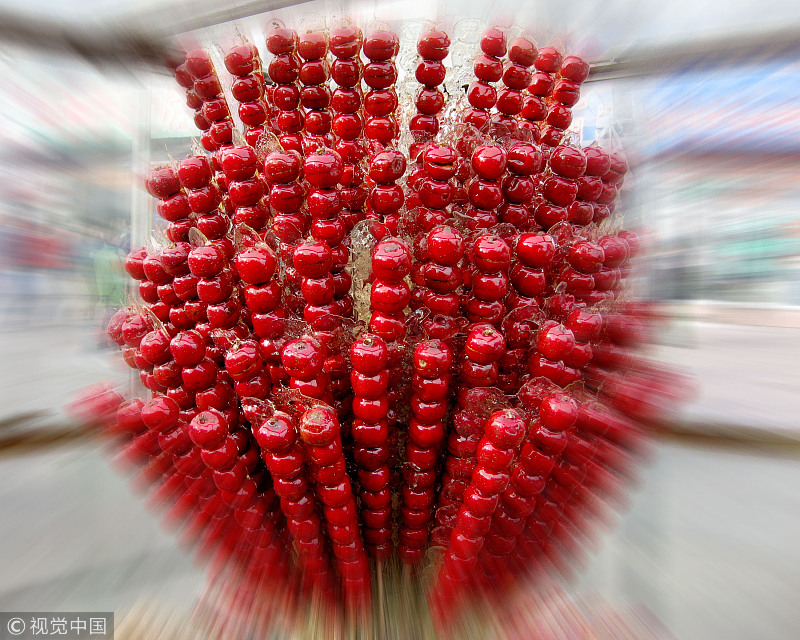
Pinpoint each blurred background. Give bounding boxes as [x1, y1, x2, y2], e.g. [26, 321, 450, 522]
[1, 0, 799, 638]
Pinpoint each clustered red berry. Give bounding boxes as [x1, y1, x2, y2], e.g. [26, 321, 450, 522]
[225, 42, 269, 147]
[465, 28, 506, 130]
[329, 25, 370, 231]
[79, 21, 686, 634]
[362, 30, 400, 145]
[266, 27, 304, 154]
[410, 29, 450, 158]
[178, 49, 236, 152]
[298, 31, 333, 148]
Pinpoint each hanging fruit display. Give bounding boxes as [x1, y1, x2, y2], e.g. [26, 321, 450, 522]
[73, 18, 683, 639]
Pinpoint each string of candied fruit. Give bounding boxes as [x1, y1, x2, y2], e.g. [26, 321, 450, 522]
[363, 29, 400, 146]
[541, 52, 590, 148]
[265, 27, 304, 155]
[367, 149, 406, 235]
[431, 409, 526, 620]
[329, 25, 368, 231]
[303, 149, 354, 321]
[349, 333, 393, 562]
[464, 27, 507, 131]
[253, 410, 337, 597]
[499, 36, 536, 139]
[298, 405, 371, 611]
[409, 28, 451, 158]
[397, 338, 453, 564]
[182, 49, 236, 154]
[429, 324, 505, 547]
[224, 41, 270, 147]
[298, 30, 333, 150]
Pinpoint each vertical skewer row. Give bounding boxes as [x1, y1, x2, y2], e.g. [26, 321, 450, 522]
[363, 30, 400, 146]
[224, 42, 270, 147]
[298, 30, 334, 152]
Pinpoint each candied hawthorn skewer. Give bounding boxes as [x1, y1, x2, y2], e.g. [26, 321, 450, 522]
[254, 410, 337, 595]
[349, 333, 393, 561]
[298, 30, 333, 151]
[432, 409, 526, 617]
[224, 41, 270, 147]
[304, 149, 353, 321]
[499, 141, 543, 231]
[363, 30, 400, 146]
[398, 339, 453, 564]
[330, 25, 368, 230]
[183, 49, 235, 153]
[266, 27, 304, 154]
[220, 145, 269, 234]
[410, 28, 450, 156]
[464, 27, 507, 130]
[299, 405, 371, 610]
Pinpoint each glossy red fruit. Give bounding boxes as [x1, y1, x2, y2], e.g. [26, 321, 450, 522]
[292, 241, 332, 279]
[139, 329, 172, 365]
[266, 27, 297, 55]
[537, 321, 576, 361]
[509, 37, 537, 66]
[169, 330, 206, 367]
[177, 156, 212, 190]
[569, 240, 605, 274]
[281, 337, 324, 380]
[297, 31, 328, 61]
[484, 409, 527, 450]
[195, 381, 233, 411]
[350, 334, 388, 376]
[464, 325, 506, 364]
[540, 392, 578, 431]
[565, 307, 603, 343]
[473, 235, 511, 273]
[329, 25, 363, 58]
[125, 247, 150, 281]
[480, 27, 507, 58]
[584, 147, 611, 177]
[552, 79, 581, 107]
[560, 55, 590, 83]
[235, 245, 277, 285]
[254, 412, 297, 453]
[120, 314, 153, 347]
[535, 46, 563, 73]
[189, 409, 229, 449]
[473, 55, 503, 82]
[145, 166, 180, 199]
[370, 280, 410, 313]
[417, 29, 450, 60]
[371, 237, 411, 283]
[413, 340, 452, 379]
[363, 30, 399, 61]
[599, 235, 630, 268]
[550, 145, 587, 179]
[471, 271, 509, 301]
[181, 358, 218, 391]
[369, 149, 406, 184]
[299, 405, 339, 447]
[220, 146, 258, 181]
[471, 145, 507, 181]
[476, 440, 515, 472]
[141, 395, 180, 432]
[224, 43, 257, 76]
[224, 340, 264, 381]
[188, 244, 226, 278]
[303, 149, 344, 188]
[543, 175, 578, 207]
